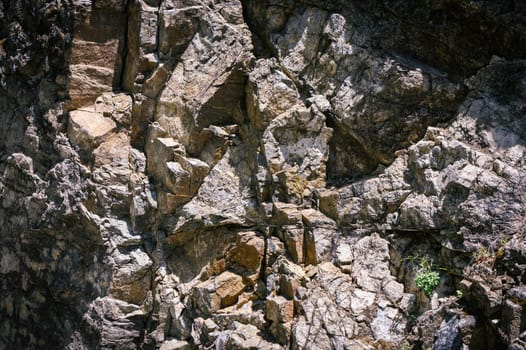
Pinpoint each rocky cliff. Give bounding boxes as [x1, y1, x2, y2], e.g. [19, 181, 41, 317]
[1, 0, 526, 349]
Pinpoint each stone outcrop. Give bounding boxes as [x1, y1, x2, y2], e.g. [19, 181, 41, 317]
[68, 0, 128, 110]
[1, 0, 526, 349]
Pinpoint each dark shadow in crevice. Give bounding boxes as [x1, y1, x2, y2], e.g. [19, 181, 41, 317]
[325, 118, 379, 187]
[0, 1, 119, 349]
[240, 0, 281, 60]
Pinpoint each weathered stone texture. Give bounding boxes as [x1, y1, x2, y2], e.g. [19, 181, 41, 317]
[1, 0, 526, 349]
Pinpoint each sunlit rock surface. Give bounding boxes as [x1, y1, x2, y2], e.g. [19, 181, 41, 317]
[1, 0, 526, 349]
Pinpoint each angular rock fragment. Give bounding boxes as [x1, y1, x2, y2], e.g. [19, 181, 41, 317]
[109, 248, 153, 305]
[192, 271, 246, 316]
[68, 108, 116, 150]
[302, 209, 338, 265]
[234, 231, 265, 275]
[68, 2, 128, 109]
[266, 294, 294, 324]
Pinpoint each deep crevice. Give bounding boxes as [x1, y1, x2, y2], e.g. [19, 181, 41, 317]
[117, 0, 132, 91]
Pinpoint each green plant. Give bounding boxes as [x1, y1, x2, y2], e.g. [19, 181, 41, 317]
[474, 247, 490, 260]
[414, 257, 440, 296]
[456, 289, 463, 298]
[473, 246, 495, 265]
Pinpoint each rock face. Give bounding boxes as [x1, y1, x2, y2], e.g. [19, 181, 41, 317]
[1, 0, 526, 349]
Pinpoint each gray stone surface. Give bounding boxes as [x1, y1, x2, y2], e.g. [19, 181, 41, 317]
[1, 0, 526, 349]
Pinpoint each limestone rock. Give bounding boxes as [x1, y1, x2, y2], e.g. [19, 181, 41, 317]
[213, 322, 282, 350]
[352, 234, 403, 300]
[251, 3, 464, 178]
[93, 132, 130, 168]
[501, 298, 525, 343]
[302, 209, 338, 265]
[94, 93, 133, 127]
[247, 59, 301, 131]
[77, 297, 147, 350]
[266, 294, 294, 324]
[409, 302, 479, 350]
[234, 231, 265, 274]
[192, 271, 246, 316]
[122, 0, 160, 92]
[159, 339, 193, 350]
[154, 0, 253, 148]
[146, 134, 210, 214]
[3, 0, 526, 349]
[211, 299, 266, 333]
[261, 104, 332, 193]
[271, 202, 303, 225]
[499, 238, 526, 280]
[68, 1, 127, 109]
[272, 203, 304, 264]
[168, 144, 258, 245]
[292, 261, 408, 348]
[68, 108, 116, 150]
[280, 225, 305, 264]
[100, 218, 142, 249]
[291, 263, 357, 349]
[109, 248, 153, 305]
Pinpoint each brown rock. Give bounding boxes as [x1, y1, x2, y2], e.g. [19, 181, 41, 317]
[68, 65, 116, 110]
[275, 167, 308, 204]
[154, 0, 253, 147]
[271, 202, 303, 225]
[214, 273, 245, 308]
[302, 209, 338, 265]
[158, 4, 202, 58]
[93, 132, 130, 168]
[68, 108, 116, 150]
[280, 274, 302, 300]
[68, 5, 127, 109]
[109, 248, 153, 305]
[94, 93, 133, 127]
[261, 105, 332, 192]
[122, 1, 159, 92]
[192, 271, 246, 316]
[281, 225, 305, 264]
[235, 231, 265, 272]
[266, 294, 294, 323]
[146, 135, 209, 212]
[316, 188, 339, 222]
